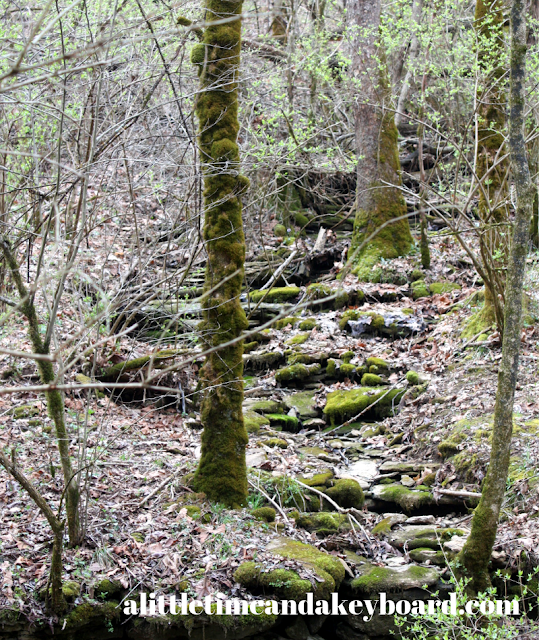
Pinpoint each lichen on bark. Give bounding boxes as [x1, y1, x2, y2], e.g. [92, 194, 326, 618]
[191, 0, 249, 506]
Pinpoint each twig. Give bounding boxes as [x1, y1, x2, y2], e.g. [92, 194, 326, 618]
[139, 466, 185, 507]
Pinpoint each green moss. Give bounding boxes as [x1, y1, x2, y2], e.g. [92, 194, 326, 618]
[285, 390, 318, 418]
[266, 413, 299, 432]
[274, 316, 299, 329]
[294, 211, 310, 227]
[298, 318, 317, 331]
[263, 437, 288, 448]
[296, 512, 348, 535]
[411, 280, 430, 299]
[410, 269, 424, 282]
[406, 371, 420, 385]
[372, 517, 393, 536]
[62, 581, 81, 599]
[250, 287, 301, 303]
[250, 507, 276, 522]
[94, 579, 122, 598]
[275, 363, 321, 384]
[297, 470, 334, 487]
[438, 431, 466, 459]
[341, 350, 355, 363]
[285, 332, 310, 346]
[351, 564, 438, 594]
[64, 601, 119, 630]
[274, 224, 286, 237]
[247, 400, 283, 414]
[339, 309, 359, 331]
[361, 373, 384, 386]
[429, 281, 461, 295]
[324, 478, 365, 509]
[305, 283, 332, 300]
[243, 409, 270, 434]
[366, 357, 389, 370]
[374, 484, 434, 513]
[409, 548, 447, 565]
[461, 300, 496, 339]
[340, 363, 356, 378]
[243, 341, 258, 353]
[326, 359, 337, 377]
[10, 404, 39, 419]
[324, 387, 405, 424]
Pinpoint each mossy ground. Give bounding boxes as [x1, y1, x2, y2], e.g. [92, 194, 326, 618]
[324, 386, 405, 424]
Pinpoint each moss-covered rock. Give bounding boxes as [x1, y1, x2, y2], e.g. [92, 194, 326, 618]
[244, 409, 270, 434]
[438, 431, 467, 458]
[285, 332, 311, 346]
[296, 512, 349, 535]
[266, 413, 299, 432]
[406, 370, 421, 385]
[351, 563, 439, 594]
[409, 548, 447, 565]
[284, 390, 318, 418]
[274, 316, 299, 329]
[63, 601, 120, 630]
[371, 484, 434, 513]
[324, 478, 365, 509]
[297, 470, 334, 487]
[10, 404, 40, 419]
[94, 579, 122, 598]
[250, 507, 276, 522]
[361, 373, 385, 386]
[324, 387, 405, 424]
[250, 287, 301, 303]
[298, 318, 317, 331]
[410, 268, 425, 282]
[429, 281, 461, 295]
[263, 437, 288, 448]
[274, 224, 287, 237]
[411, 280, 430, 299]
[245, 399, 284, 414]
[366, 357, 389, 371]
[275, 363, 321, 385]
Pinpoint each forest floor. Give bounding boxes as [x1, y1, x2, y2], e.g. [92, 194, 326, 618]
[0, 222, 539, 637]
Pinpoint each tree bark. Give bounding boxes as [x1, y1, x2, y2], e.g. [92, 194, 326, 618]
[457, 0, 534, 592]
[348, 0, 413, 279]
[190, 0, 249, 506]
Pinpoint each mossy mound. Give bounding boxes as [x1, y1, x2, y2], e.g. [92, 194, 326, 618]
[285, 332, 311, 346]
[305, 283, 332, 301]
[406, 370, 421, 385]
[10, 404, 40, 419]
[366, 356, 389, 370]
[250, 287, 301, 303]
[298, 318, 317, 331]
[324, 387, 405, 424]
[245, 399, 284, 414]
[351, 563, 439, 594]
[324, 478, 365, 509]
[63, 601, 120, 631]
[296, 470, 334, 487]
[266, 413, 299, 432]
[361, 373, 385, 386]
[409, 548, 447, 565]
[284, 390, 318, 419]
[274, 316, 300, 329]
[438, 430, 467, 458]
[262, 437, 288, 448]
[94, 579, 122, 598]
[274, 224, 286, 237]
[410, 268, 425, 282]
[429, 281, 461, 295]
[411, 280, 430, 299]
[266, 537, 345, 598]
[296, 512, 349, 536]
[275, 363, 321, 385]
[250, 507, 276, 522]
[244, 409, 270, 434]
[371, 484, 434, 513]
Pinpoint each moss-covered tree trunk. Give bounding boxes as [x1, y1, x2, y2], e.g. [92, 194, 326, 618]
[466, 0, 509, 336]
[457, 0, 534, 591]
[190, 0, 249, 506]
[348, 0, 412, 280]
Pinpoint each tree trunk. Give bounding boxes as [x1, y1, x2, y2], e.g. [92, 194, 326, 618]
[190, 0, 249, 506]
[457, 0, 534, 592]
[348, 0, 413, 280]
[470, 0, 510, 335]
[0, 239, 81, 546]
[395, 0, 424, 128]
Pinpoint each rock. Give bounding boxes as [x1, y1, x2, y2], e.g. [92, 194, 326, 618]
[244, 399, 284, 414]
[249, 286, 301, 303]
[371, 513, 407, 536]
[443, 535, 468, 554]
[266, 413, 300, 432]
[345, 311, 427, 338]
[246, 450, 268, 468]
[429, 281, 461, 294]
[263, 437, 288, 448]
[406, 515, 436, 525]
[296, 512, 349, 536]
[10, 404, 40, 420]
[324, 387, 405, 424]
[275, 363, 322, 385]
[250, 507, 276, 522]
[389, 525, 466, 550]
[371, 484, 435, 512]
[285, 391, 319, 418]
[306, 615, 328, 634]
[409, 548, 446, 565]
[244, 409, 270, 434]
[325, 478, 365, 509]
[284, 616, 310, 640]
[400, 475, 415, 487]
[335, 622, 370, 640]
[351, 562, 439, 593]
